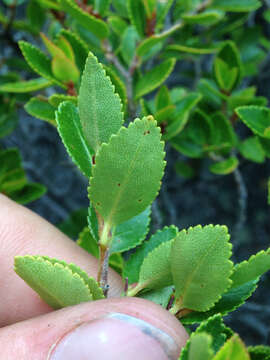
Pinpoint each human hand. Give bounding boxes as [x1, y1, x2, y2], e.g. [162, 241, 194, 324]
[0, 195, 188, 359]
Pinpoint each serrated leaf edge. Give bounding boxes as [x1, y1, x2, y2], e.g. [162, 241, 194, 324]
[18, 41, 65, 88]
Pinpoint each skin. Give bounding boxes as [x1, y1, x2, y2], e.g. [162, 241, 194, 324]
[0, 194, 188, 359]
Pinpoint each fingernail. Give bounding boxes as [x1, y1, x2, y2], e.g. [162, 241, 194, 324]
[48, 313, 178, 360]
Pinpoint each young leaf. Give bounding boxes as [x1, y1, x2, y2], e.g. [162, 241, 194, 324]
[78, 52, 124, 153]
[25, 97, 56, 125]
[14, 256, 93, 309]
[187, 333, 214, 360]
[230, 248, 270, 289]
[51, 55, 80, 84]
[135, 59, 176, 99]
[236, 106, 270, 139]
[110, 207, 151, 253]
[48, 94, 77, 108]
[58, 29, 89, 73]
[209, 157, 239, 175]
[127, 0, 146, 38]
[239, 137, 265, 163]
[171, 225, 233, 312]
[213, 334, 250, 360]
[120, 26, 139, 66]
[155, 85, 171, 111]
[18, 41, 64, 88]
[56, 101, 93, 178]
[89, 117, 165, 226]
[214, 41, 242, 93]
[0, 78, 52, 93]
[165, 44, 219, 55]
[137, 240, 174, 291]
[55, 35, 75, 62]
[124, 226, 178, 284]
[212, 0, 261, 12]
[59, 0, 109, 39]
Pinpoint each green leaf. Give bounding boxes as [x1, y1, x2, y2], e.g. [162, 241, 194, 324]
[156, 0, 174, 30]
[18, 41, 64, 88]
[124, 226, 178, 284]
[127, 0, 146, 38]
[108, 16, 128, 36]
[78, 52, 124, 153]
[163, 93, 202, 140]
[89, 117, 165, 226]
[58, 208, 88, 239]
[187, 333, 214, 360]
[112, 0, 129, 17]
[209, 157, 239, 175]
[59, 0, 109, 39]
[94, 0, 111, 16]
[27, 0, 45, 31]
[210, 112, 237, 149]
[182, 10, 225, 26]
[88, 202, 99, 242]
[55, 35, 75, 62]
[181, 280, 258, 324]
[58, 29, 89, 73]
[9, 183, 46, 204]
[110, 207, 151, 253]
[135, 59, 176, 99]
[236, 106, 270, 139]
[137, 240, 174, 291]
[155, 85, 171, 111]
[248, 345, 270, 360]
[14, 255, 103, 309]
[1, 169, 26, 193]
[48, 94, 77, 108]
[139, 286, 174, 308]
[56, 101, 93, 178]
[165, 43, 219, 55]
[103, 65, 128, 114]
[171, 225, 233, 311]
[213, 334, 250, 360]
[195, 315, 228, 353]
[239, 136, 265, 163]
[120, 26, 140, 66]
[51, 55, 80, 84]
[25, 97, 56, 125]
[212, 0, 261, 12]
[0, 78, 52, 93]
[214, 41, 242, 92]
[230, 248, 270, 288]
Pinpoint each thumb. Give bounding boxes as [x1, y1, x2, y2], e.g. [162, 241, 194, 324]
[1, 297, 188, 360]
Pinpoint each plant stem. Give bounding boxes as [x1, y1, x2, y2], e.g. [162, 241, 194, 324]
[97, 218, 112, 296]
[233, 167, 248, 237]
[97, 243, 110, 296]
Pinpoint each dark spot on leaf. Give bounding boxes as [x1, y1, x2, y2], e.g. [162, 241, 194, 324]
[117, 183, 121, 186]
[200, 284, 205, 288]
[143, 130, 150, 135]
[92, 155, 96, 165]
[138, 199, 142, 202]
